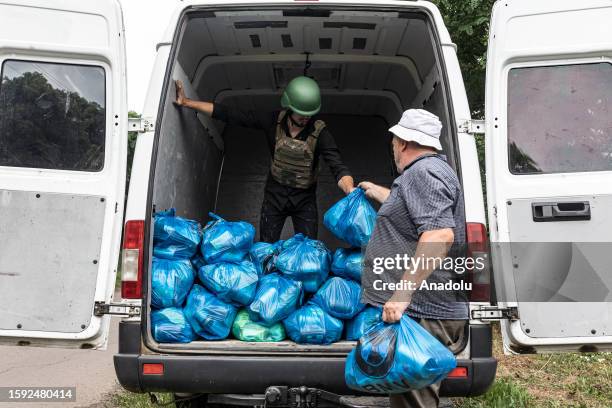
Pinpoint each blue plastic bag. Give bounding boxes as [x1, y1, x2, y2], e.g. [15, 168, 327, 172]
[283, 303, 344, 345]
[191, 254, 206, 271]
[345, 306, 382, 341]
[345, 315, 457, 393]
[249, 241, 283, 276]
[248, 273, 303, 326]
[151, 307, 197, 343]
[274, 234, 331, 293]
[197, 260, 259, 306]
[201, 213, 255, 263]
[151, 258, 196, 309]
[323, 188, 376, 247]
[331, 248, 363, 282]
[184, 284, 237, 340]
[153, 209, 202, 260]
[311, 277, 365, 320]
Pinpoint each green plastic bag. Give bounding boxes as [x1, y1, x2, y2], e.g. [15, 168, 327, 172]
[232, 309, 286, 342]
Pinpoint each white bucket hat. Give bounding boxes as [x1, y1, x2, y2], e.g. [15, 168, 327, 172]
[389, 109, 443, 151]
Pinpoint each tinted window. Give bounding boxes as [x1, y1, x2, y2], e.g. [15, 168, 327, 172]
[0, 60, 105, 171]
[508, 63, 612, 174]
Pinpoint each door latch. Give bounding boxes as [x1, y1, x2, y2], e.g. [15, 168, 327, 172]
[471, 306, 519, 322]
[128, 117, 155, 133]
[457, 119, 485, 134]
[94, 302, 141, 317]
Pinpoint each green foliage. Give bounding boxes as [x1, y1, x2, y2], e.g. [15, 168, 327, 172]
[430, 0, 496, 118]
[430, 0, 495, 197]
[0, 71, 105, 170]
[112, 391, 173, 408]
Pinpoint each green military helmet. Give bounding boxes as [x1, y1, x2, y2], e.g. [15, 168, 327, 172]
[280, 76, 321, 116]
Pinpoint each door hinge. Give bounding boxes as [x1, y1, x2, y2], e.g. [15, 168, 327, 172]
[458, 119, 485, 134]
[128, 117, 155, 133]
[94, 302, 141, 317]
[471, 306, 519, 322]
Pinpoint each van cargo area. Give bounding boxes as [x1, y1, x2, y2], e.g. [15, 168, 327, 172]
[146, 4, 458, 354]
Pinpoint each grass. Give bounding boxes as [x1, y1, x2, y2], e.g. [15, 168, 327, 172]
[455, 324, 612, 408]
[456, 377, 533, 408]
[111, 391, 173, 407]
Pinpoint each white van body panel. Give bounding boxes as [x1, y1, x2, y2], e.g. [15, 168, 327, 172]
[486, 0, 612, 353]
[0, 0, 127, 349]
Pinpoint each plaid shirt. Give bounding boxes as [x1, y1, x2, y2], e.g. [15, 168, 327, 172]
[361, 154, 469, 320]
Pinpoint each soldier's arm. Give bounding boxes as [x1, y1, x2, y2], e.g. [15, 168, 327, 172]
[174, 80, 273, 130]
[318, 129, 354, 195]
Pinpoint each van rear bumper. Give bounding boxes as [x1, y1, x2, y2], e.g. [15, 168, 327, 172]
[114, 322, 497, 397]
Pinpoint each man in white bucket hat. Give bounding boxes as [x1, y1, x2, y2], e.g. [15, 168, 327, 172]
[359, 109, 468, 408]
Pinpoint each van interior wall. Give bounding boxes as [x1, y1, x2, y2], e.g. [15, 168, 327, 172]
[215, 108, 394, 248]
[154, 7, 455, 240]
[152, 64, 223, 225]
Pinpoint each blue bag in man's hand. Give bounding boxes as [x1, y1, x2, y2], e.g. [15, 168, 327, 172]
[274, 234, 331, 293]
[345, 315, 456, 393]
[151, 258, 196, 309]
[153, 209, 202, 260]
[323, 188, 376, 247]
[283, 303, 344, 345]
[197, 260, 259, 306]
[311, 276, 365, 320]
[201, 213, 255, 263]
[151, 307, 197, 343]
[331, 248, 363, 282]
[184, 284, 237, 340]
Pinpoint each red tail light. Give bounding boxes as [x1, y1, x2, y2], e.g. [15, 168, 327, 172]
[466, 222, 491, 302]
[142, 363, 164, 375]
[447, 366, 468, 378]
[121, 220, 145, 299]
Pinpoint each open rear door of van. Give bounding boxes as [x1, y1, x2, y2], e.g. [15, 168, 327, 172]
[0, 0, 129, 350]
[485, 0, 612, 354]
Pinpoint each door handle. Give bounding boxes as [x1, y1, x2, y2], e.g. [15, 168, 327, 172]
[532, 201, 591, 222]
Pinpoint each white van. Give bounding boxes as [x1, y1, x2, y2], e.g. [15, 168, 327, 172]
[1, 0, 611, 406]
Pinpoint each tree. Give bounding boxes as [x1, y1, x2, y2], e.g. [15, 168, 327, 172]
[0, 71, 105, 171]
[431, 0, 496, 118]
[430, 0, 496, 194]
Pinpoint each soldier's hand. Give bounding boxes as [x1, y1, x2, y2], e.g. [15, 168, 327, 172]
[174, 80, 186, 107]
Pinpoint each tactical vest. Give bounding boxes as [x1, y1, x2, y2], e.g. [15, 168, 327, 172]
[270, 110, 326, 189]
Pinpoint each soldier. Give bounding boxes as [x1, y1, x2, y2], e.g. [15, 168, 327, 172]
[175, 76, 354, 242]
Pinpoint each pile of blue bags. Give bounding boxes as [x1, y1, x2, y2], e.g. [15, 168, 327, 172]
[151, 188, 379, 345]
[150, 209, 201, 343]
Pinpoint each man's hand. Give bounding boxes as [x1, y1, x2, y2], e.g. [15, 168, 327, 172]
[174, 79, 186, 107]
[382, 300, 410, 323]
[358, 181, 390, 204]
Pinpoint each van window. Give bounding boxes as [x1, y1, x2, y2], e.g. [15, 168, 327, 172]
[507, 62, 612, 174]
[0, 60, 106, 171]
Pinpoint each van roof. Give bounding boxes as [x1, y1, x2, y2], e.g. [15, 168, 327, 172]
[159, 0, 451, 48]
